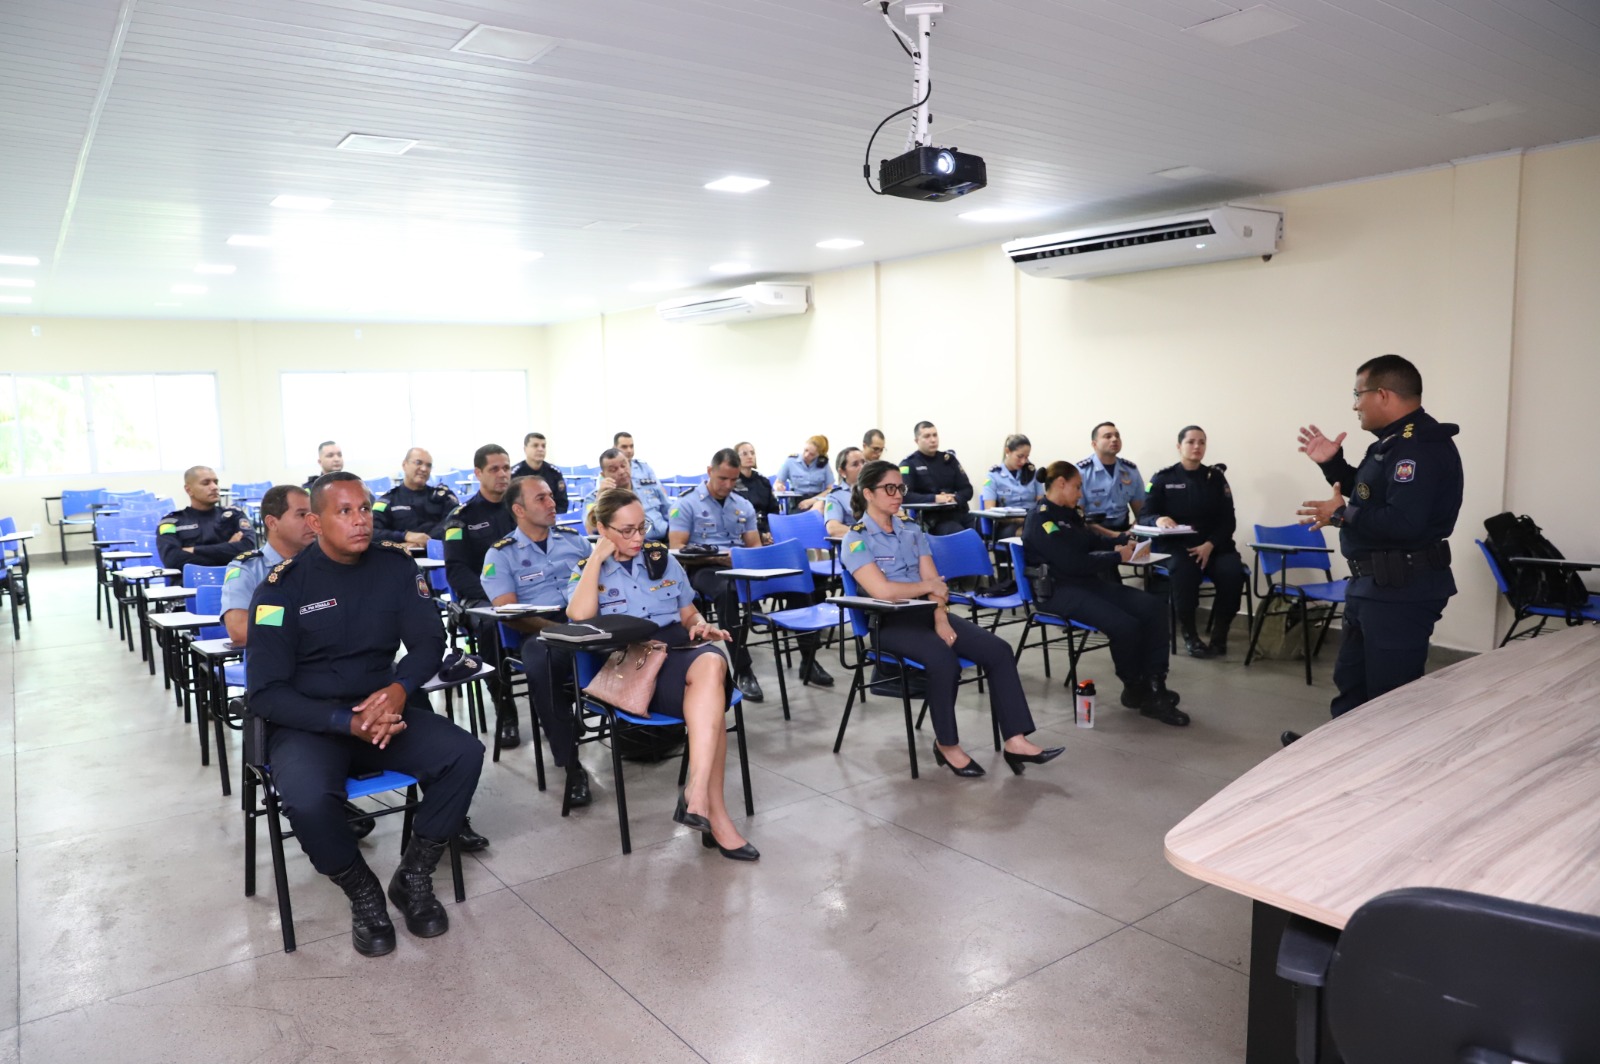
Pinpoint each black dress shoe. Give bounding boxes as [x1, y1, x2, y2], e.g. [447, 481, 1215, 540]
[701, 832, 760, 861]
[1280, 730, 1301, 747]
[1151, 676, 1182, 708]
[564, 765, 592, 808]
[496, 717, 521, 749]
[1002, 746, 1065, 775]
[1120, 682, 1148, 710]
[1183, 633, 1214, 658]
[1210, 640, 1229, 658]
[932, 744, 986, 777]
[801, 657, 835, 687]
[454, 816, 490, 852]
[736, 670, 765, 703]
[1140, 702, 1191, 727]
[672, 789, 713, 833]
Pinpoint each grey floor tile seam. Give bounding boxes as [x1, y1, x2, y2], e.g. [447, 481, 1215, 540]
[1120, 923, 1255, 980]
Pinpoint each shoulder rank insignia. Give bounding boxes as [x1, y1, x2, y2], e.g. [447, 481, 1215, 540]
[491, 535, 515, 549]
[552, 524, 577, 534]
[233, 549, 262, 562]
[1402, 422, 1415, 439]
[264, 557, 296, 585]
[1075, 457, 1092, 469]
[382, 540, 412, 554]
[643, 542, 669, 580]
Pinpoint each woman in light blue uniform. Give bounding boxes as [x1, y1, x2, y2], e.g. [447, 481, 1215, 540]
[979, 434, 1043, 539]
[821, 446, 865, 537]
[774, 435, 832, 509]
[564, 489, 757, 861]
[839, 461, 1063, 778]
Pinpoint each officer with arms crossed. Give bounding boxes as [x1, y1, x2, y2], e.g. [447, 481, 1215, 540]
[899, 421, 975, 536]
[482, 476, 594, 807]
[591, 447, 670, 540]
[1078, 422, 1146, 537]
[510, 432, 569, 514]
[372, 448, 459, 548]
[302, 440, 344, 490]
[157, 465, 256, 570]
[1285, 354, 1462, 744]
[443, 444, 520, 749]
[246, 472, 485, 957]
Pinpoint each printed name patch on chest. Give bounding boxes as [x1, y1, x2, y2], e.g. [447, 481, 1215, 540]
[298, 598, 337, 615]
[1393, 460, 1417, 483]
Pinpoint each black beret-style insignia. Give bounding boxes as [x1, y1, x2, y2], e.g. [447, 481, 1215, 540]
[643, 542, 669, 580]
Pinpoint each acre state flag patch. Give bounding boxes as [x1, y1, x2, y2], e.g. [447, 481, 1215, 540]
[445, 527, 463, 541]
[254, 604, 285, 627]
[158, 523, 177, 534]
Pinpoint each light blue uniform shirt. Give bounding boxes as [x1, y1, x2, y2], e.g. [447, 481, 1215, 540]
[840, 514, 930, 584]
[220, 541, 285, 615]
[1076, 455, 1146, 530]
[980, 464, 1045, 509]
[668, 485, 758, 548]
[820, 485, 855, 528]
[774, 455, 831, 496]
[627, 459, 672, 538]
[564, 550, 695, 626]
[587, 483, 671, 541]
[481, 526, 592, 607]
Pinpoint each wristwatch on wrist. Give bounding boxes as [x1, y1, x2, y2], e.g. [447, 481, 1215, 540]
[1329, 505, 1347, 529]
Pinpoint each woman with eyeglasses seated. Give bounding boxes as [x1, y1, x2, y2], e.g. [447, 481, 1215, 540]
[733, 441, 778, 538]
[979, 433, 1044, 539]
[564, 489, 757, 860]
[839, 460, 1063, 777]
[1022, 461, 1188, 727]
[821, 446, 865, 538]
[1142, 425, 1244, 659]
[774, 435, 832, 511]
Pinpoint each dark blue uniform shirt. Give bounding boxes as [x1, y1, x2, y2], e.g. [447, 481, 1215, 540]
[443, 494, 516, 604]
[372, 482, 459, 542]
[1022, 500, 1124, 584]
[157, 505, 256, 570]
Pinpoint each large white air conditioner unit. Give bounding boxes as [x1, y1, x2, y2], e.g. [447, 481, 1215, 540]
[656, 282, 810, 325]
[1003, 205, 1283, 281]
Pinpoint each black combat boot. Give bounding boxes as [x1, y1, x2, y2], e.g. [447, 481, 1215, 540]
[1179, 611, 1212, 658]
[387, 835, 451, 938]
[1140, 677, 1190, 726]
[329, 855, 396, 957]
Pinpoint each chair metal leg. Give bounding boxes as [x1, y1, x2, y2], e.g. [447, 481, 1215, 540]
[1244, 590, 1276, 667]
[733, 700, 753, 816]
[264, 790, 297, 953]
[771, 630, 792, 722]
[243, 773, 258, 897]
[832, 665, 863, 754]
[899, 668, 919, 779]
[212, 689, 232, 797]
[1301, 599, 1314, 686]
[449, 836, 465, 902]
[611, 718, 632, 854]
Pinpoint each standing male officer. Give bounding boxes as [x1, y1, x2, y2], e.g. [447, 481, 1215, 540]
[592, 447, 670, 540]
[302, 440, 344, 490]
[443, 444, 519, 748]
[482, 476, 593, 807]
[1286, 354, 1462, 743]
[510, 432, 569, 514]
[157, 466, 256, 570]
[246, 472, 484, 957]
[373, 448, 459, 547]
[1077, 422, 1146, 537]
[899, 421, 974, 536]
[613, 431, 671, 528]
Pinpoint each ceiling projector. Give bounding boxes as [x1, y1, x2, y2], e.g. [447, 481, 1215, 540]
[878, 145, 986, 202]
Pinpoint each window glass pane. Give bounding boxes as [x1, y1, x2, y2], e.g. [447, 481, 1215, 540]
[90, 375, 161, 473]
[153, 375, 222, 471]
[17, 376, 89, 476]
[0, 376, 16, 477]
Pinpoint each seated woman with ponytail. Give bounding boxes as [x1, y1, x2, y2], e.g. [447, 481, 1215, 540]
[980, 433, 1044, 539]
[839, 460, 1063, 777]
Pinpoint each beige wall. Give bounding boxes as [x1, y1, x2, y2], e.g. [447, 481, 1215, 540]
[4, 140, 1596, 649]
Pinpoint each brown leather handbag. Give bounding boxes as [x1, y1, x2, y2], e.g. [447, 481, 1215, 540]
[583, 640, 669, 716]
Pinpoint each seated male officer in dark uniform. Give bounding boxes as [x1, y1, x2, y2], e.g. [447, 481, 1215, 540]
[246, 472, 485, 957]
[157, 465, 256, 570]
[443, 444, 519, 748]
[372, 447, 458, 548]
[483, 476, 593, 806]
[1286, 353, 1462, 744]
[302, 440, 344, 490]
[899, 421, 975, 536]
[510, 432, 569, 514]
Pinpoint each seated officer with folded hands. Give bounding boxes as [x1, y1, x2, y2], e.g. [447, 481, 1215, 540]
[482, 475, 594, 807]
[246, 472, 484, 958]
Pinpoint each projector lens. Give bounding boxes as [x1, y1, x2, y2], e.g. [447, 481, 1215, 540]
[936, 150, 955, 174]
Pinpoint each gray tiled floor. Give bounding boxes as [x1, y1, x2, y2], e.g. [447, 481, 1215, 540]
[0, 561, 1341, 1062]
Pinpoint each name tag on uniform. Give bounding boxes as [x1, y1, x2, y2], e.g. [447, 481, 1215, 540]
[177, 523, 199, 532]
[468, 522, 490, 531]
[518, 571, 545, 583]
[392, 505, 412, 511]
[1167, 483, 1186, 490]
[299, 598, 337, 615]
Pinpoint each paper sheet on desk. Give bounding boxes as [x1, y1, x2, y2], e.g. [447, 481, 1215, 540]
[1128, 539, 1152, 563]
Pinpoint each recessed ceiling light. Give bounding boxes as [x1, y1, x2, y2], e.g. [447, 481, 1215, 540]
[337, 133, 418, 156]
[1446, 101, 1522, 124]
[0, 278, 36, 288]
[451, 24, 558, 63]
[704, 176, 770, 193]
[0, 254, 40, 267]
[709, 262, 752, 275]
[171, 283, 208, 295]
[816, 238, 864, 250]
[1186, 5, 1301, 46]
[1153, 165, 1212, 181]
[0, 295, 32, 305]
[227, 235, 274, 248]
[628, 280, 689, 294]
[271, 194, 332, 211]
[195, 263, 236, 275]
[958, 207, 1047, 223]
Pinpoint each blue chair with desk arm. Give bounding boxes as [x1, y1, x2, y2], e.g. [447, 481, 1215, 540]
[829, 568, 995, 779]
[1147, 555, 1255, 654]
[1243, 523, 1347, 685]
[1476, 539, 1600, 646]
[728, 538, 850, 721]
[0, 515, 33, 626]
[49, 487, 109, 564]
[563, 643, 751, 856]
[768, 509, 840, 589]
[1003, 539, 1111, 692]
[0, 556, 20, 640]
[928, 528, 1026, 631]
[1274, 887, 1600, 1064]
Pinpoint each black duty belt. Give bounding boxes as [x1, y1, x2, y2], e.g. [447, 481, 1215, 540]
[1348, 541, 1451, 579]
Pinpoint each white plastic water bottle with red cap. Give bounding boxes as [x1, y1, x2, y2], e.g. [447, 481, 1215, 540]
[1074, 679, 1095, 728]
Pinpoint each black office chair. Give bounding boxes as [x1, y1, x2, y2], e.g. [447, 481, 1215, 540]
[1283, 887, 1600, 1064]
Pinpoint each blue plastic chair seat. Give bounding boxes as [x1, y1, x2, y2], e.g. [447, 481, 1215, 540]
[864, 649, 977, 672]
[345, 770, 421, 800]
[951, 589, 1026, 611]
[1527, 598, 1600, 622]
[751, 602, 848, 635]
[1282, 581, 1346, 603]
[223, 662, 246, 687]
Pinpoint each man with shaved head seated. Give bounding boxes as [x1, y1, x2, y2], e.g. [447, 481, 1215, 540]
[156, 464, 256, 570]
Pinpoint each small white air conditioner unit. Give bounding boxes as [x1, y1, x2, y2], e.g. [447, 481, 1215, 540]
[656, 282, 810, 325]
[1003, 205, 1283, 281]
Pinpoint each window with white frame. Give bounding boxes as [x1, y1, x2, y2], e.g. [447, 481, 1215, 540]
[0, 372, 222, 477]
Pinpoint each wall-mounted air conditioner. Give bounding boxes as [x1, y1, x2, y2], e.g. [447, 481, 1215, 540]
[1003, 205, 1283, 280]
[656, 282, 810, 325]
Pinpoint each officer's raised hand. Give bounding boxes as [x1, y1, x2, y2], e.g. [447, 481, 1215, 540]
[1297, 482, 1344, 531]
[1297, 424, 1346, 463]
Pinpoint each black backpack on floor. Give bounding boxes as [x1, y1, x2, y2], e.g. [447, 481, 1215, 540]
[1483, 512, 1589, 620]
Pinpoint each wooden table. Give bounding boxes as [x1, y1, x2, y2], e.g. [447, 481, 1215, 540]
[1165, 624, 1600, 1060]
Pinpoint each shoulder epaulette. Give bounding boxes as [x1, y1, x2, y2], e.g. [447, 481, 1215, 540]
[1119, 458, 1140, 471]
[233, 548, 263, 562]
[896, 511, 914, 521]
[446, 505, 465, 519]
[1075, 457, 1093, 469]
[433, 485, 454, 497]
[381, 541, 413, 555]
[1155, 463, 1179, 477]
[643, 540, 667, 550]
[264, 555, 299, 584]
[160, 509, 183, 521]
[849, 522, 865, 532]
[490, 535, 515, 549]
[551, 524, 578, 535]
[574, 555, 590, 569]
[990, 463, 1005, 473]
